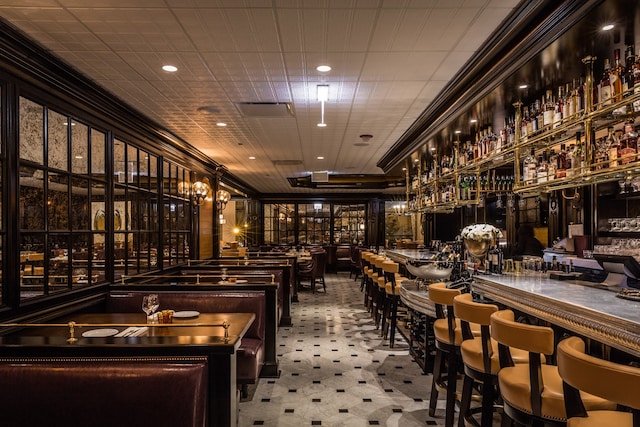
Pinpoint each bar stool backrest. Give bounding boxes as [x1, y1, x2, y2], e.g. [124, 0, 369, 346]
[490, 309, 554, 356]
[558, 336, 640, 415]
[428, 282, 460, 344]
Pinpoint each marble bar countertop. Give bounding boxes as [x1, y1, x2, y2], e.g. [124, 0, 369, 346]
[472, 272, 640, 358]
[399, 280, 436, 318]
[386, 249, 435, 264]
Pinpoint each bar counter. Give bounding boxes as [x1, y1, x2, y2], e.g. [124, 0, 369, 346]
[472, 273, 640, 358]
[386, 249, 431, 264]
[399, 281, 436, 318]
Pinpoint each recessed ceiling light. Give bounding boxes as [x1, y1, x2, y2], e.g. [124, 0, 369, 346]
[249, 156, 256, 160]
[317, 123, 327, 127]
[75, 155, 83, 159]
[454, 130, 461, 134]
[414, 158, 420, 162]
[162, 65, 178, 72]
[519, 84, 528, 89]
[316, 65, 331, 72]
[317, 156, 325, 160]
[602, 24, 614, 31]
[216, 122, 227, 127]
[470, 119, 477, 123]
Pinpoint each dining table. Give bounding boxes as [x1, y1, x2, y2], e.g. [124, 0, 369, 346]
[0, 312, 255, 427]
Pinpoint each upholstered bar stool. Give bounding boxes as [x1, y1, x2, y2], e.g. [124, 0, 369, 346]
[361, 252, 374, 308]
[380, 260, 405, 348]
[365, 255, 382, 314]
[371, 256, 386, 323]
[490, 310, 615, 427]
[557, 336, 640, 427]
[454, 294, 532, 427]
[427, 282, 464, 427]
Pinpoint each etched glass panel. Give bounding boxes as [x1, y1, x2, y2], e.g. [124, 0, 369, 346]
[19, 97, 44, 165]
[71, 120, 89, 174]
[48, 109, 68, 171]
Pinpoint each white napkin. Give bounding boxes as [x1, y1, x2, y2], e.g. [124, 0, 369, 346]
[115, 327, 148, 337]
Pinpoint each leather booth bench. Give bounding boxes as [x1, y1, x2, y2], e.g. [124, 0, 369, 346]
[0, 359, 208, 426]
[106, 290, 265, 396]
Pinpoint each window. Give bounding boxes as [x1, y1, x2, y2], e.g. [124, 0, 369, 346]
[332, 204, 365, 245]
[19, 97, 107, 299]
[298, 203, 330, 245]
[263, 204, 295, 245]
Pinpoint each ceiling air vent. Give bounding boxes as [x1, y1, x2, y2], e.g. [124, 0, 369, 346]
[236, 102, 295, 118]
[272, 160, 303, 166]
[311, 171, 329, 182]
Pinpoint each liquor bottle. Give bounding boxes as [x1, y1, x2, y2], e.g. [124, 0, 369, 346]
[599, 58, 613, 107]
[566, 144, 575, 177]
[608, 127, 621, 167]
[623, 45, 635, 96]
[634, 49, 640, 112]
[554, 86, 564, 128]
[521, 107, 529, 138]
[543, 90, 555, 127]
[576, 75, 585, 113]
[522, 147, 536, 184]
[564, 82, 574, 119]
[536, 154, 548, 184]
[555, 144, 567, 178]
[619, 120, 638, 164]
[531, 100, 540, 133]
[547, 149, 557, 181]
[612, 49, 624, 102]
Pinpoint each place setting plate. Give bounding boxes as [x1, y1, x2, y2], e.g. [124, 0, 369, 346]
[82, 328, 119, 337]
[173, 311, 200, 318]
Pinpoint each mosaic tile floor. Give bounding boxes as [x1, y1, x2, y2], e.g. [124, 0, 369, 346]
[238, 271, 453, 426]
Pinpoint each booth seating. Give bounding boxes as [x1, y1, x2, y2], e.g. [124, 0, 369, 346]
[0, 359, 208, 427]
[106, 290, 265, 398]
[335, 245, 353, 271]
[490, 310, 615, 426]
[557, 336, 640, 427]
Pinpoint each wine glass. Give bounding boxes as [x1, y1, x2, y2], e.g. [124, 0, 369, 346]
[142, 294, 160, 323]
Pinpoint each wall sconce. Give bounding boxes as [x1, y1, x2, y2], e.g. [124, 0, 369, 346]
[192, 177, 211, 206]
[393, 203, 406, 216]
[216, 188, 231, 211]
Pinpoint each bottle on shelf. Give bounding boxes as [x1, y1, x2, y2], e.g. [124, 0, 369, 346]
[536, 154, 548, 184]
[599, 58, 613, 107]
[623, 45, 635, 97]
[554, 86, 564, 128]
[543, 90, 555, 127]
[634, 49, 640, 112]
[612, 49, 624, 103]
[522, 147, 537, 184]
[609, 126, 621, 167]
[555, 144, 567, 179]
[619, 120, 638, 164]
[547, 149, 557, 181]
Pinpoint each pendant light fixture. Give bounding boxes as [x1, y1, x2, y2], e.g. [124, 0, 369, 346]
[317, 84, 329, 127]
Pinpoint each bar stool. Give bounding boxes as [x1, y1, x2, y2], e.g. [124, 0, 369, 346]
[365, 255, 382, 313]
[490, 310, 616, 426]
[380, 260, 405, 348]
[428, 282, 466, 427]
[371, 256, 386, 323]
[557, 336, 640, 427]
[454, 294, 532, 427]
[361, 252, 374, 307]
